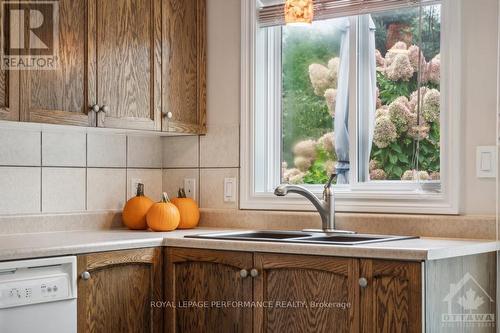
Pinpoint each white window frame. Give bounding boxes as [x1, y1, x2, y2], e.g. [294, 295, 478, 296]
[240, 0, 462, 214]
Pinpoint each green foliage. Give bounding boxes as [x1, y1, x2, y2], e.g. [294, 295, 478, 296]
[377, 72, 418, 105]
[303, 146, 335, 184]
[282, 24, 340, 165]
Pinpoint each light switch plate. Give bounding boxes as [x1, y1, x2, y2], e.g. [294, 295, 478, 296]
[183, 178, 196, 200]
[224, 178, 237, 202]
[476, 146, 497, 178]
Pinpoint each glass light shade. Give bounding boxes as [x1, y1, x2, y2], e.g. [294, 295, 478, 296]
[284, 0, 313, 25]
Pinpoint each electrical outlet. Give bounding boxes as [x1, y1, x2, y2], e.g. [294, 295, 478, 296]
[183, 178, 196, 200]
[130, 178, 143, 197]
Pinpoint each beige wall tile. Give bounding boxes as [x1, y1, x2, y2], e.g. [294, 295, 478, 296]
[0, 167, 41, 214]
[87, 168, 126, 211]
[87, 133, 126, 167]
[42, 168, 86, 213]
[200, 125, 239, 168]
[42, 132, 86, 167]
[162, 136, 199, 168]
[127, 169, 163, 201]
[163, 169, 199, 201]
[0, 129, 40, 166]
[127, 136, 162, 168]
[200, 168, 238, 209]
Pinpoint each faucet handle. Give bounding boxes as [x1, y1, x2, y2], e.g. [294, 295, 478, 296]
[325, 173, 337, 189]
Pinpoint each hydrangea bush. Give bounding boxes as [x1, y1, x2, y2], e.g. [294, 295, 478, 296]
[282, 41, 441, 183]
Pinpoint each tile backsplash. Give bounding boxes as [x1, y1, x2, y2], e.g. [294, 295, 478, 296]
[0, 126, 163, 215]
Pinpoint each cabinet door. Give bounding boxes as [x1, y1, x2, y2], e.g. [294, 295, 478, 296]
[359, 259, 422, 333]
[94, 0, 161, 130]
[77, 248, 163, 333]
[254, 253, 359, 333]
[165, 248, 253, 333]
[162, 0, 206, 134]
[19, 0, 95, 126]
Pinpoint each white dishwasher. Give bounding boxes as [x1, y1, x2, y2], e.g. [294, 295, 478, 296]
[0, 256, 77, 333]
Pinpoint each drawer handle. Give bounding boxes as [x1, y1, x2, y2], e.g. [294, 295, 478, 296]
[239, 269, 248, 278]
[81, 271, 91, 280]
[250, 269, 259, 278]
[359, 277, 368, 288]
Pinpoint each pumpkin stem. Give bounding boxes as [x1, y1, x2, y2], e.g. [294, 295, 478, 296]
[136, 183, 145, 196]
[161, 192, 170, 203]
[178, 188, 187, 198]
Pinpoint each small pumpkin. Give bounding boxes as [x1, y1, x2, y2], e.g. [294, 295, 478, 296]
[171, 188, 200, 229]
[146, 192, 180, 232]
[122, 183, 154, 230]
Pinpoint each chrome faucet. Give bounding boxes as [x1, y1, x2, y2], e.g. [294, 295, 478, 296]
[274, 173, 354, 234]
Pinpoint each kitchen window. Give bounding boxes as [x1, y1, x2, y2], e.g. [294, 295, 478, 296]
[241, 0, 462, 213]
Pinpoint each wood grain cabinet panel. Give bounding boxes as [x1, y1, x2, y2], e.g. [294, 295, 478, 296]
[19, 0, 95, 126]
[253, 253, 359, 333]
[359, 259, 422, 333]
[162, 0, 206, 134]
[94, 0, 161, 131]
[165, 248, 253, 333]
[77, 248, 163, 333]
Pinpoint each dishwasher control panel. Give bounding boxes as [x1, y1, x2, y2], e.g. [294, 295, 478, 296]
[0, 274, 70, 308]
[0, 256, 76, 310]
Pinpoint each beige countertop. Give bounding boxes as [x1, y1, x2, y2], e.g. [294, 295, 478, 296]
[0, 228, 498, 262]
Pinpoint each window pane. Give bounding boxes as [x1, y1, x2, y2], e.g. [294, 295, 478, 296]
[281, 18, 346, 185]
[368, 5, 441, 182]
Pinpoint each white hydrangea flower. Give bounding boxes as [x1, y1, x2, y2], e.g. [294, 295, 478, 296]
[386, 53, 414, 81]
[384, 41, 408, 66]
[324, 88, 337, 117]
[318, 132, 335, 153]
[370, 169, 387, 180]
[327, 57, 340, 88]
[324, 160, 336, 175]
[422, 89, 440, 123]
[407, 45, 426, 72]
[293, 139, 317, 160]
[373, 115, 398, 148]
[294, 156, 312, 172]
[388, 96, 411, 133]
[426, 54, 440, 85]
[401, 170, 431, 181]
[309, 64, 333, 96]
[283, 168, 301, 183]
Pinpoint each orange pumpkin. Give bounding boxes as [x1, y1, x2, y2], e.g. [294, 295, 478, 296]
[122, 183, 154, 230]
[146, 193, 180, 232]
[171, 188, 200, 229]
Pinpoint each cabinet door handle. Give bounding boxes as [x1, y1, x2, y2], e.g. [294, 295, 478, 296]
[239, 269, 248, 278]
[163, 111, 173, 119]
[359, 277, 368, 288]
[250, 269, 259, 278]
[81, 271, 91, 280]
[100, 105, 110, 114]
[90, 104, 100, 113]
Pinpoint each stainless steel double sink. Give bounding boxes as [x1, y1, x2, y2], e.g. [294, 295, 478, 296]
[185, 230, 418, 245]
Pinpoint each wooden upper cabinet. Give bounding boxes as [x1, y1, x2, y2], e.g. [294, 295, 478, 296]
[0, 61, 19, 121]
[19, 0, 95, 126]
[93, 0, 161, 130]
[162, 0, 206, 134]
[254, 253, 359, 333]
[359, 259, 422, 333]
[77, 248, 163, 333]
[165, 248, 253, 333]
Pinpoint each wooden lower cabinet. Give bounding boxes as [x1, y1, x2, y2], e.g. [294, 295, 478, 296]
[165, 248, 253, 333]
[165, 248, 422, 333]
[77, 248, 163, 333]
[360, 259, 422, 333]
[254, 253, 359, 333]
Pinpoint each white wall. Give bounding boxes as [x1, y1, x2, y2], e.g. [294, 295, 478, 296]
[163, 0, 499, 215]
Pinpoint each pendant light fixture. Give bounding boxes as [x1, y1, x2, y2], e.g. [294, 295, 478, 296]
[284, 0, 314, 26]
